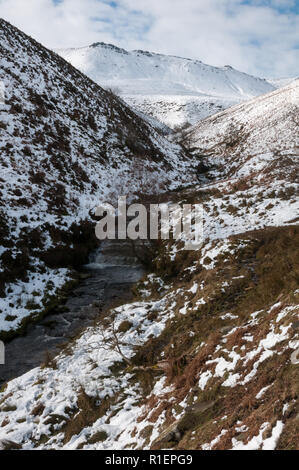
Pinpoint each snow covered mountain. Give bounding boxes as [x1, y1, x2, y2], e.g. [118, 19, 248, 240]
[0, 79, 298, 450]
[57, 42, 276, 128]
[0, 19, 196, 339]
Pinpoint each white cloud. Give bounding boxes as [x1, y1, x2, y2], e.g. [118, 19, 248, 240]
[0, 0, 298, 77]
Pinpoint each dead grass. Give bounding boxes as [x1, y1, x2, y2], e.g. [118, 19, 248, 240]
[131, 225, 299, 449]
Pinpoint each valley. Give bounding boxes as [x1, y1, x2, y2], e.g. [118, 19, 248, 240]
[0, 18, 298, 451]
[0, 240, 144, 387]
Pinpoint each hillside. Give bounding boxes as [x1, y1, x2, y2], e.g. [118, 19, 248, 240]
[185, 80, 299, 188]
[0, 19, 196, 339]
[0, 76, 298, 449]
[57, 43, 275, 128]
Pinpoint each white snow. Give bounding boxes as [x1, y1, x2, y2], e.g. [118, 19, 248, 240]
[57, 43, 275, 128]
[262, 421, 284, 450]
[202, 430, 228, 450]
[256, 385, 272, 400]
[232, 421, 287, 450]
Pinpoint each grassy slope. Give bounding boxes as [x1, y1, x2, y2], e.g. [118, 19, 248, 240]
[133, 224, 299, 450]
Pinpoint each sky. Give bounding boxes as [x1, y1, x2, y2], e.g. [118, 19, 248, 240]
[0, 0, 298, 78]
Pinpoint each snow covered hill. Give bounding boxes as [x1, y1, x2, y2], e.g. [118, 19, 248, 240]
[267, 77, 298, 89]
[0, 19, 196, 339]
[57, 42, 275, 128]
[0, 66, 298, 450]
[185, 79, 299, 182]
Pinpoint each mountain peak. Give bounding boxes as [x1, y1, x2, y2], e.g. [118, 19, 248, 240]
[89, 41, 129, 54]
[57, 42, 275, 127]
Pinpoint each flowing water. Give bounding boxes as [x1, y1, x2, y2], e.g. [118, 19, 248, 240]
[0, 241, 144, 386]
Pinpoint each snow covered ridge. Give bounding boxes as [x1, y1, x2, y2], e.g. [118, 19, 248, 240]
[57, 42, 276, 128]
[0, 18, 197, 338]
[185, 79, 299, 181]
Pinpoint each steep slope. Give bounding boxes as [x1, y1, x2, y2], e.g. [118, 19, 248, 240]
[186, 80, 299, 181]
[57, 43, 275, 128]
[0, 19, 196, 339]
[0, 69, 298, 450]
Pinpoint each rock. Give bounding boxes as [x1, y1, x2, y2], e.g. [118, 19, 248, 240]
[186, 400, 216, 414]
[155, 421, 182, 444]
[0, 439, 22, 450]
[291, 321, 299, 330]
[220, 326, 233, 335]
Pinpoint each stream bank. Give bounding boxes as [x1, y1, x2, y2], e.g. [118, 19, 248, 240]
[0, 240, 145, 386]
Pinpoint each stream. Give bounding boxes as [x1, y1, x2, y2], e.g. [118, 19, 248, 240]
[0, 241, 145, 386]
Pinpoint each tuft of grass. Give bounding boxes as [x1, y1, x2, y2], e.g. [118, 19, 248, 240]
[86, 430, 108, 445]
[118, 320, 133, 333]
